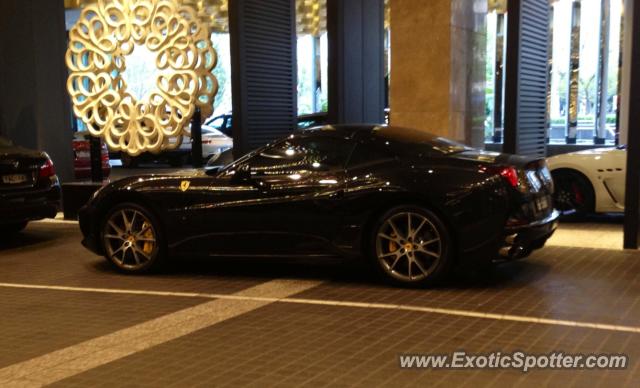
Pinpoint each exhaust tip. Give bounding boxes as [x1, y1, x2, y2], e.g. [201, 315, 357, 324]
[499, 244, 526, 260]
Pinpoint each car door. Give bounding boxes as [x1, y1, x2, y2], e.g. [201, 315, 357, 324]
[181, 135, 354, 257]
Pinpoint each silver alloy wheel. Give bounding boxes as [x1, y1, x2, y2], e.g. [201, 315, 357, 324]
[103, 208, 157, 270]
[375, 211, 442, 282]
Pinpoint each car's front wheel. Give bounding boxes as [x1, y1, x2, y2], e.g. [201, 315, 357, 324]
[101, 203, 165, 273]
[370, 206, 452, 287]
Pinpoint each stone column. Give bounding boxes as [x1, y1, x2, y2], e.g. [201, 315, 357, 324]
[389, 0, 487, 147]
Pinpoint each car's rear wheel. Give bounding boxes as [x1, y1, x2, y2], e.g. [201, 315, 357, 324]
[370, 206, 452, 287]
[0, 221, 28, 235]
[551, 170, 594, 216]
[101, 203, 165, 273]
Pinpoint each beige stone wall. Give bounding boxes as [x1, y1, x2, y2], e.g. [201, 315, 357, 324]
[390, 0, 486, 147]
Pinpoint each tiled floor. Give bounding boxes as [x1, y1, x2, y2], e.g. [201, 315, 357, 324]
[53, 303, 639, 388]
[0, 287, 207, 369]
[0, 220, 637, 387]
[547, 219, 623, 250]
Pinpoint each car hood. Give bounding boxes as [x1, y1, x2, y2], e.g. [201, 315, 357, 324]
[91, 169, 209, 201]
[548, 147, 620, 159]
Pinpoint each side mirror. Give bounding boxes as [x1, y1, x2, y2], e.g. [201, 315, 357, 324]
[231, 164, 252, 182]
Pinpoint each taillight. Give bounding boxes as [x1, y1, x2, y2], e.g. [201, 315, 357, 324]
[499, 167, 519, 188]
[39, 158, 55, 178]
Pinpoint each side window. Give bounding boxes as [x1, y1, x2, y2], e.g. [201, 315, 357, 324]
[243, 136, 353, 175]
[347, 138, 396, 168]
[208, 116, 225, 129]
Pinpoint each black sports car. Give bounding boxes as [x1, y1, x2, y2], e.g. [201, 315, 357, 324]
[0, 136, 61, 233]
[79, 125, 558, 286]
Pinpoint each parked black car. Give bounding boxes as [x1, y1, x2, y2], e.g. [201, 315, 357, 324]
[0, 137, 61, 233]
[79, 125, 558, 286]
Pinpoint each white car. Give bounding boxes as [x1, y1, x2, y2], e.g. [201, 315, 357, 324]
[178, 126, 233, 162]
[121, 126, 233, 168]
[546, 146, 626, 215]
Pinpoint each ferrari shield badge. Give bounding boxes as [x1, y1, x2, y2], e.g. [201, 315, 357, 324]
[180, 180, 190, 192]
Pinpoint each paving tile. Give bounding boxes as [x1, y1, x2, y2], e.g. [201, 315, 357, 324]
[52, 302, 640, 387]
[0, 287, 207, 368]
[294, 245, 640, 327]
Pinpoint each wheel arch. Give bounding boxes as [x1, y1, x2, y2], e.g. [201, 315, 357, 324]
[550, 167, 597, 212]
[360, 194, 459, 262]
[92, 191, 165, 246]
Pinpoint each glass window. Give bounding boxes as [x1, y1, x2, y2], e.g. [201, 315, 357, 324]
[296, 0, 328, 115]
[347, 140, 395, 168]
[485, 0, 622, 146]
[210, 33, 233, 117]
[577, 0, 600, 141]
[484, 3, 507, 144]
[548, 0, 572, 142]
[244, 136, 353, 175]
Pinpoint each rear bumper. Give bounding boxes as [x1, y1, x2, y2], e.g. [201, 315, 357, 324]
[458, 209, 559, 265]
[500, 209, 560, 260]
[0, 185, 61, 225]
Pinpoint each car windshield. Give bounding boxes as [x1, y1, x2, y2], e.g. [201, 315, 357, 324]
[373, 126, 470, 155]
[205, 116, 225, 129]
[0, 136, 12, 147]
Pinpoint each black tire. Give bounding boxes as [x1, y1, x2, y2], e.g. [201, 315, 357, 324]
[121, 153, 138, 168]
[369, 205, 453, 287]
[551, 170, 595, 216]
[0, 221, 28, 235]
[100, 202, 166, 274]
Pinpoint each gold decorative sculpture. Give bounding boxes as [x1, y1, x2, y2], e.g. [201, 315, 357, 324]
[66, 0, 338, 36]
[66, 0, 218, 155]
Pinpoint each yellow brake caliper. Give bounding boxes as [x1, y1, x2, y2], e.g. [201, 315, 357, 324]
[389, 233, 397, 253]
[142, 222, 154, 255]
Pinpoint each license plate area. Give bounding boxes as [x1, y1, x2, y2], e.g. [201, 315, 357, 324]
[2, 174, 28, 184]
[534, 196, 549, 212]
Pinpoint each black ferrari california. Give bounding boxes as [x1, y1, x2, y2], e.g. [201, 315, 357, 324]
[79, 125, 558, 286]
